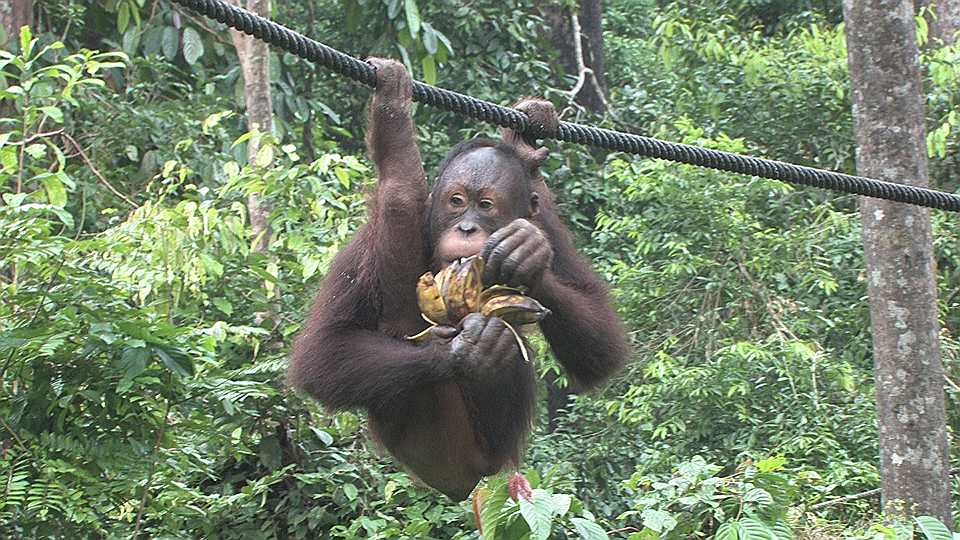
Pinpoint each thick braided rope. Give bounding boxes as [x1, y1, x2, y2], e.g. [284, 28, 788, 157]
[172, 0, 960, 213]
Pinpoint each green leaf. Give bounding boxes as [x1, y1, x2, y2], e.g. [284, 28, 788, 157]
[212, 297, 233, 316]
[715, 521, 741, 540]
[25, 144, 46, 160]
[120, 347, 150, 380]
[182, 27, 204, 65]
[756, 455, 787, 473]
[156, 347, 194, 377]
[50, 206, 75, 228]
[477, 484, 509, 539]
[422, 23, 438, 55]
[387, 0, 402, 19]
[255, 144, 274, 167]
[571, 517, 609, 540]
[342, 483, 358, 501]
[309, 427, 333, 446]
[39, 106, 64, 124]
[1, 146, 16, 173]
[383, 480, 399, 502]
[199, 253, 224, 277]
[122, 28, 141, 55]
[641, 508, 677, 533]
[421, 55, 436, 85]
[740, 517, 775, 540]
[770, 520, 793, 540]
[20, 25, 32, 55]
[42, 175, 67, 207]
[915, 516, 953, 540]
[743, 488, 773, 507]
[404, 0, 421, 39]
[162, 26, 179, 61]
[516, 490, 570, 540]
[118, 2, 130, 34]
[519, 493, 555, 540]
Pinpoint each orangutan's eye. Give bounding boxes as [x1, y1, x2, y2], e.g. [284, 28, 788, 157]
[450, 194, 466, 207]
[479, 199, 494, 210]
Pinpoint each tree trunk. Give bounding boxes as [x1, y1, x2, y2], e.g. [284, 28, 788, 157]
[228, 0, 273, 255]
[577, 0, 606, 113]
[539, 0, 608, 114]
[843, 0, 952, 527]
[920, 0, 960, 45]
[0, 0, 33, 45]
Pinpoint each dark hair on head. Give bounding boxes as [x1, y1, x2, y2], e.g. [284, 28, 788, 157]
[434, 137, 525, 186]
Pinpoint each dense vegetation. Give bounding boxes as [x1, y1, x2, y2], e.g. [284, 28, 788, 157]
[1, 0, 958, 538]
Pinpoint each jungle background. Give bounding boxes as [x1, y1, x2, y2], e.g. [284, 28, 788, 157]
[2, 0, 959, 538]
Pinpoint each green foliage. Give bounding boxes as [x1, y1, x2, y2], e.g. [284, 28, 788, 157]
[4, 1, 960, 538]
[620, 456, 796, 539]
[475, 470, 609, 540]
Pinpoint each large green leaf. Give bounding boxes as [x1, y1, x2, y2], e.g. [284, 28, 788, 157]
[571, 517, 609, 540]
[714, 521, 740, 540]
[161, 26, 179, 61]
[743, 488, 773, 507]
[156, 347, 194, 377]
[740, 518, 775, 540]
[641, 509, 677, 533]
[421, 55, 436, 85]
[915, 516, 953, 540]
[518, 490, 569, 540]
[182, 27, 204, 65]
[41, 174, 67, 207]
[404, 0, 421, 39]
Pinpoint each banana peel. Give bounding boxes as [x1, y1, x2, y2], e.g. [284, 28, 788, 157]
[406, 255, 550, 362]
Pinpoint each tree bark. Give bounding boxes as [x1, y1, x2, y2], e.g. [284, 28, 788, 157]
[228, 0, 273, 255]
[843, 0, 952, 527]
[0, 0, 33, 45]
[919, 0, 960, 46]
[578, 0, 606, 112]
[539, 0, 608, 114]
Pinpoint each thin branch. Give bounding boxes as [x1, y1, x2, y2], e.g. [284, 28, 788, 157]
[61, 132, 139, 209]
[808, 467, 960, 511]
[0, 415, 28, 452]
[566, 13, 617, 119]
[13, 129, 65, 146]
[133, 399, 171, 538]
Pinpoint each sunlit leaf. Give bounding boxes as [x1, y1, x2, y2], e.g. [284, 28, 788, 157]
[404, 0, 421, 39]
[182, 27, 204, 65]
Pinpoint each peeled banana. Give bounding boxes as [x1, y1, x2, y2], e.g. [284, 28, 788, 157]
[406, 255, 551, 362]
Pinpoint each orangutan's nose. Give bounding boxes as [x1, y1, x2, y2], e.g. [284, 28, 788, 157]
[458, 221, 478, 235]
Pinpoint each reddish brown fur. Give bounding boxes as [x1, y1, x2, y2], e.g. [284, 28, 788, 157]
[288, 60, 629, 500]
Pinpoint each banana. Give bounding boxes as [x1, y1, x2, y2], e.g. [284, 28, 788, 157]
[416, 272, 448, 325]
[445, 256, 483, 321]
[480, 293, 551, 326]
[434, 262, 457, 299]
[407, 256, 550, 357]
[479, 284, 525, 305]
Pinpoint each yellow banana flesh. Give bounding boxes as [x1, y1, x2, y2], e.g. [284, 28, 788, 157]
[444, 256, 483, 321]
[416, 272, 448, 325]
